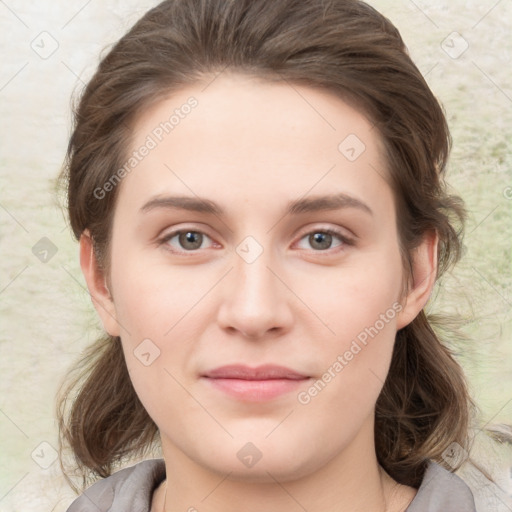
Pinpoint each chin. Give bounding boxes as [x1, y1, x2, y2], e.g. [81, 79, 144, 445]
[207, 456, 318, 484]
[193, 435, 328, 484]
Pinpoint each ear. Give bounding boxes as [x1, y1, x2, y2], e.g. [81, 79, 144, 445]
[79, 230, 121, 337]
[396, 230, 438, 330]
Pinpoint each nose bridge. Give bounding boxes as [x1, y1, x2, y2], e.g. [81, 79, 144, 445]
[217, 241, 292, 338]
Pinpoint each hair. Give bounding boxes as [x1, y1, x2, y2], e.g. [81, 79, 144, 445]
[57, 0, 476, 492]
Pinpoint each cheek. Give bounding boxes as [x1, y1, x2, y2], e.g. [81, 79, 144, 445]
[110, 268, 196, 425]
[297, 298, 400, 442]
[296, 247, 403, 399]
[108, 256, 211, 407]
[110, 254, 207, 340]
[301, 247, 403, 337]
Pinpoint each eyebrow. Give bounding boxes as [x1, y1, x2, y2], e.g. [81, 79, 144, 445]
[140, 193, 373, 217]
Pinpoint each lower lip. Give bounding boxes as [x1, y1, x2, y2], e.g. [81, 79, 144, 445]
[202, 377, 308, 401]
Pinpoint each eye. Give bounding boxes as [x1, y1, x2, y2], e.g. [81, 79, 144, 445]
[159, 229, 215, 253]
[296, 228, 353, 252]
[158, 226, 353, 255]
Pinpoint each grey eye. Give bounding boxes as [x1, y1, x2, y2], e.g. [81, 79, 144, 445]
[296, 230, 346, 251]
[177, 231, 204, 250]
[309, 232, 334, 250]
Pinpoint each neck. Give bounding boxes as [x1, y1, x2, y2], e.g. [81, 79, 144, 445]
[154, 420, 416, 512]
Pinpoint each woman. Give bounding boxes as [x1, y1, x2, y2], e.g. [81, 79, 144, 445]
[57, 0, 480, 510]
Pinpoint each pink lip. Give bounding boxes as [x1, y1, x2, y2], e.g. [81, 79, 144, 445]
[201, 364, 310, 402]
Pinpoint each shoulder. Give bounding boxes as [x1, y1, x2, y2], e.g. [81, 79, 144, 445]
[407, 461, 476, 511]
[65, 458, 166, 512]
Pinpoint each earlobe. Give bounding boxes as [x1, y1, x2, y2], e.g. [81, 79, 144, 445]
[79, 230, 121, 337]
[396, 231, 439, 330]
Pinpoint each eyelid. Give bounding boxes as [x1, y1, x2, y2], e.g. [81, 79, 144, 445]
[295, 223, 354, 240]
[158, 222, 214, 239]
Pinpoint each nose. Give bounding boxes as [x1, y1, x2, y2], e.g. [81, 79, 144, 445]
[216, 248, 294, 340]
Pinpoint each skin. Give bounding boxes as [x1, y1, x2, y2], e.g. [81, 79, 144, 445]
[80, 72, 438, 512]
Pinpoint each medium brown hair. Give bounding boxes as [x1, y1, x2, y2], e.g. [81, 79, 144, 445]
[57, 0, 475, 491]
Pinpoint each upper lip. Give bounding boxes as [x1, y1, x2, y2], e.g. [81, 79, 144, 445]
[202, 364, 308, 380]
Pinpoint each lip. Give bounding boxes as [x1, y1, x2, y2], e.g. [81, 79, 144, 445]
[201, 364, 310, 402]
[203, 364, 308, 380]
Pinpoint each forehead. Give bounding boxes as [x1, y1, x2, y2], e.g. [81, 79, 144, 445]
[116, 72, 392, 218]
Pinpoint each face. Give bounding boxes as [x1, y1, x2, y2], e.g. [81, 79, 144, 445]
[86, 72, 433, 483]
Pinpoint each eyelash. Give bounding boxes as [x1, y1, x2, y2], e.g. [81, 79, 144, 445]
[157, 226, 354, 255]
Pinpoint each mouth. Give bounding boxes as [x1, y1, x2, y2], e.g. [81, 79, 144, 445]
[201, 364, 310, 402]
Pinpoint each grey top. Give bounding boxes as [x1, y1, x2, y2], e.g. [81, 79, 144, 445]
[66, 458, 476, 511]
